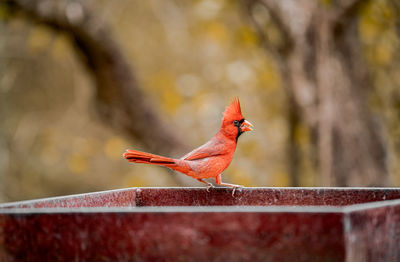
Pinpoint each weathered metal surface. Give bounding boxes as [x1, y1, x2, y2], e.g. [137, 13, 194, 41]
[135, 187, 400, 206]
[345, 200, 400, 261]
[0, 188, 137, 209]
[0, 187, 399, 262]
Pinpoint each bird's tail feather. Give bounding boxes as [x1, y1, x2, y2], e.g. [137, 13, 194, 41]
[123, 149, 176, 165]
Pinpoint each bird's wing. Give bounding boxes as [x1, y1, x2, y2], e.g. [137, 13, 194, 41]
[182, 139, 226, 161]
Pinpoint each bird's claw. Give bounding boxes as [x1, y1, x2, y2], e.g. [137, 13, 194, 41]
[206, 183, 214, 192]
[231, 185, 244, 197]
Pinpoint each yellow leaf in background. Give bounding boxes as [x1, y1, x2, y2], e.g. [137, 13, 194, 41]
[360, 16, 379, 42]
[230, 168, 253, 187]
[302, 166, 317, 187]
[68, 154, 89, 174]
[104, 137, 126, 159]
[0, 4, 10, 20]
[319, 0, 333, 7]
[124, 176, 149, 187]
[266, 26, 282, 47]
[359, 0, 394, 43]
[295, 123, 311, 145]
[28, 26, 52, 53]
[52, 35, 70, 60]
[205, 21, 228, 43]
[147, 70, 175, 92]
[258, 67, 281, 90]
[237, 26, 258, 46]
[162, 89, 183, 113]
[377, 0, 394, 21]
[270, 171, 290, 187]
[147, 70, 184, 113]
[374, 40, 394, 66]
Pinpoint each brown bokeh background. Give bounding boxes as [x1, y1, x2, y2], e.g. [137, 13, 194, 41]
[1, 0, 399, 202]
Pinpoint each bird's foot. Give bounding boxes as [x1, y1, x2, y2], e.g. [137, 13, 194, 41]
[218, 182, 244, 197]
[231, 185, 244, 197]
[206, 183, 215, 192]
[197, 179, 214, 192]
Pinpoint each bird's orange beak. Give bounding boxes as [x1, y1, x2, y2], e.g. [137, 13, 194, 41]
[241, 120, 254, 132]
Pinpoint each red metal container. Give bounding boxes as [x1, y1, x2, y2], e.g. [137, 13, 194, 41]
[1, 187, 399, 261]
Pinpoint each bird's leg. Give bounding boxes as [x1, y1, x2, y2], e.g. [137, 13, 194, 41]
[197, 179, 214, 192]
[215, 174, 244, 196]
[220, 183, 243, 196]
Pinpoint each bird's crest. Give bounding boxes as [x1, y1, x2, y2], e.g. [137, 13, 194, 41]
[223, 97, 242, 119]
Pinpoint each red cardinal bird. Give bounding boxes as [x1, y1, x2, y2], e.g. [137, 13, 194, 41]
[123, 97, 253, 194]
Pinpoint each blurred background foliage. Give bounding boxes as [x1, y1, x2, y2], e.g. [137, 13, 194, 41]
[0, 0, 399, 202]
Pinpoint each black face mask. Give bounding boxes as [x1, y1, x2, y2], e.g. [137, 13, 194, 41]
[234, 118, 245, 141]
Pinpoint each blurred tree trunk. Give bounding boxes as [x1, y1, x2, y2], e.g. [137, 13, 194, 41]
[245, 0, 388, 186]
[5, 0, 191, 185]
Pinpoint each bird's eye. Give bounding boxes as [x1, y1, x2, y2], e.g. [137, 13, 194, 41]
[233, 120, 239, 125]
